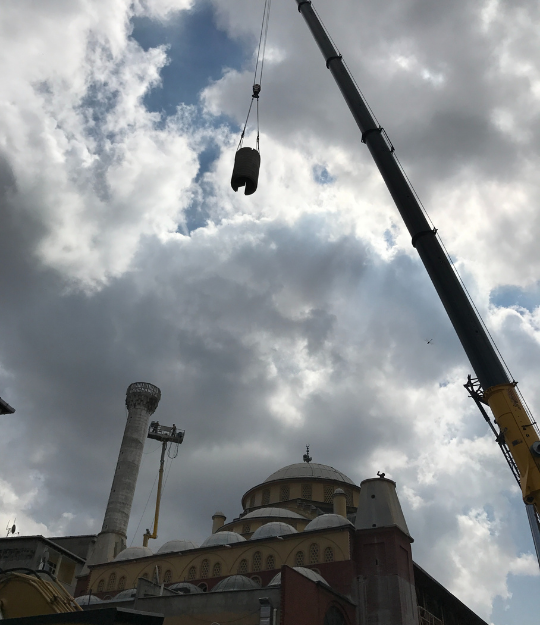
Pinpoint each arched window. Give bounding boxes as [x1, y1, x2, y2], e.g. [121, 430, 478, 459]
[97, 579, 105, 592]
[252, 551, 262, 572]
[324, 606, 346, 625]
[266, 555, 275, 570]
[324, 547, 334, 563]
[118, 576, 126, 591]
[301, 484, 312, 500]
[187, 566, 196, 581]
[237, 559, 248, 574]
[309, 543, 320, 564]
[107, 573, 116, 591]
[164, 570, 172, 584]
[324, 485, 334, 503]
[242, 523, 251, 534]
[345, 490, 353, 507]
[212, 562, 222, 577]
[251, 575, 262, 586]
[295, 551, 305, 566]
[280, 485, 290, 501]
[200, 560, 210, 579]
[249, 495, 255, 508]
[262, 489, 270, 504]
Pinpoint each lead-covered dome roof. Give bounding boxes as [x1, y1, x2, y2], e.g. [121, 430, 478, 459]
[114, 546, 153, 561]
[264, 463, 354, 485]
[305, 514, 353, 531]
[201, 531, 246, 548]
[243, 508, 304, 520]
[251, 522, 298, 540]
[157, 540, 199, 554]
[212, 575, 260, 592]
[169, 582, 203, 594]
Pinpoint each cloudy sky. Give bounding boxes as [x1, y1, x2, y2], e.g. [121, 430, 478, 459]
[1, 0, 540, 622]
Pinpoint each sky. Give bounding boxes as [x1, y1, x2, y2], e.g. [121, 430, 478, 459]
[1, 0, 540, 622]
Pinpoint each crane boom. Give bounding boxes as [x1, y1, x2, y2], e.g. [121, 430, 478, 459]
[294, 0, 540, 519]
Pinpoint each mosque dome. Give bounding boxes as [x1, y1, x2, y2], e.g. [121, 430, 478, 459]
[113, 546, 153, 561]
[242, 508, 304, 520]
[268, 567, 328, 587]
[169, 582, 203, 594]
[212, 575, 260, 592]
[304, 514, 353, 531]
[112, 589, 137, 602]
[75, 594, 103, 605]
[251, 522, 298, 540]
[263, 463, 354, 485]
[201, 531, 246, 548]
[157, 539, 199, 554]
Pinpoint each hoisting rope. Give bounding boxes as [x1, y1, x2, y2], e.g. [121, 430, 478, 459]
[237, 0, 272, 152]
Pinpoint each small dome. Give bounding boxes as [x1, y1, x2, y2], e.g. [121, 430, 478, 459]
[168, 582, 203, 594]
[268, 567, 328, 587]
[333, 488, 345, 495]
[112, 589, 137, 602]
[75, 594, 103, 605]
[157, 540, 199, 554]
[213, 511, 226, 517]
[114, 546, 153, 561]
[201, 531, 246, 548]
[264, 463, 355, 485]
[251, 522, 298, 540]
[304, 514, 353, 531]
[212, 575, 260, 592]
[243, 508, 305, 520]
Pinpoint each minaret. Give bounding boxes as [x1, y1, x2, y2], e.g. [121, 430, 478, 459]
[88, 382, 161, 565]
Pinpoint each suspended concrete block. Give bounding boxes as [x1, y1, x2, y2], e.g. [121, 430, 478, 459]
[231, 147, 261, 196]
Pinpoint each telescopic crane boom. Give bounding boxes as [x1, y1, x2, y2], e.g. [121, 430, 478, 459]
[294, 0, 540, 555]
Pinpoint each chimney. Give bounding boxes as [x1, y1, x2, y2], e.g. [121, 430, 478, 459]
[212, 512, 226, 534]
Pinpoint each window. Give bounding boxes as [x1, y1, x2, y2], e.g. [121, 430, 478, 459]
[252, 551, 262, 572]
[107, 573, 116, 591]
[280, 485, 290, 501]
[237, 559, 248, 574]
[141, 572, 149, 580]
[324, 547, 334, 563]
[187, 566, 196, 581]
[97, 579, 105, 592]
[301, 484, 312, 500]
[295, 551, 305, 566]
[198, 583, 208, 592]
[266, 555, 276, 570]
[200, 559, 209, 579]
[324, 606, 346, 625]
[249, 495, 255, 508]
[242, 523, 251, 534]
[262, 489, 270, 505]
[309, 543, 320, 564]
[212, 562, 222, 577]
[164, 570, 172, 584]
[118, 576, 126, 591]
[345, 489, 353, 507]
[324, 485, 334, 503]
[251, 575, 262, 586]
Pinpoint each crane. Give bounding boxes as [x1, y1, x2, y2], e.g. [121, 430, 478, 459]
[293, 0, 540, 562]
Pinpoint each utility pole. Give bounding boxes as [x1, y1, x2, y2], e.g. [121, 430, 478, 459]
[143, 422, 185, 547]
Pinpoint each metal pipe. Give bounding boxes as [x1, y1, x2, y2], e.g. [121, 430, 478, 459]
[294, 0, 509, 392]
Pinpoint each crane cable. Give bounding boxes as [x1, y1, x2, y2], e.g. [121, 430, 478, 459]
[237, 0, 272, 153]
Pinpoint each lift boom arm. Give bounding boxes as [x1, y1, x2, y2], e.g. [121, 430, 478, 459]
[294, 0, 540, 514]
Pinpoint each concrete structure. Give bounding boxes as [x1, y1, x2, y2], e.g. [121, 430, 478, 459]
[75, 459, 488, 625]
[88, 383, 161, 565]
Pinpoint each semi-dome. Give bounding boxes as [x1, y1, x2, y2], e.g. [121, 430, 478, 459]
[305, 514, 353, 531]
[243, 508, 305, 520]
[268, 567, 328, 587]
[169, 582, 203, 594]
[212, 575, 260, 592]
[251, 522, 298, 540]
[264, 463, 354, 485]
[157, 539, 199, 554]
[201, 531, 246, 548]
[112, 589, 137, 602]
[114, 546, 153, 561]
[75, 594, 103, 605]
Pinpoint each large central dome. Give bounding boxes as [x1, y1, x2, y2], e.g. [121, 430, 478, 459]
[264, 463, 354, 485]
